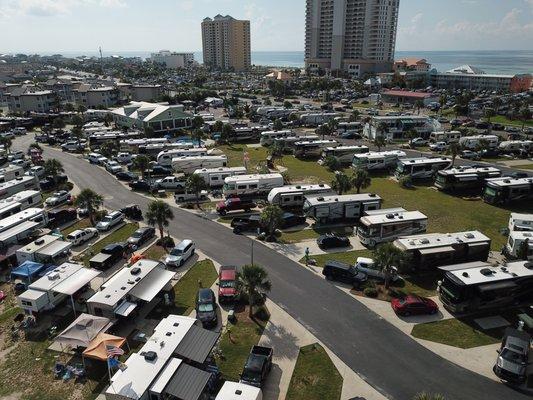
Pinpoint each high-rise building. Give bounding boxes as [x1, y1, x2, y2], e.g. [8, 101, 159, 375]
[305, 0, 400, 77]
[201, 15, 251, 72]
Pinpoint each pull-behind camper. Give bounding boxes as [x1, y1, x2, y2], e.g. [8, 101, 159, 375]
[352, 151, 406, 171]
[172, 155, 227, 174]
[303, 193, 382, 224]
[319, 145, 369, 165]
[223, 173, 284, 198]
[267, 184, 333, 208]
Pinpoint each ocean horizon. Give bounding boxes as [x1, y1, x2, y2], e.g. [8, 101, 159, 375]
[34, 50, 532, 75]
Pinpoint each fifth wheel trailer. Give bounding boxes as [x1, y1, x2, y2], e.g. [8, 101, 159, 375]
[303, 194, 382, 224]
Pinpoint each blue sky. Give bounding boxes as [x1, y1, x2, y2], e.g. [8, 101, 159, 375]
[1, 0, 532, 53]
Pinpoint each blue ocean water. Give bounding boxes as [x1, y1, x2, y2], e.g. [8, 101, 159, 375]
[48, 50, 532, 75]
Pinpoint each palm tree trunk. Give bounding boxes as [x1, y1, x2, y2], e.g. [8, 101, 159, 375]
[158, 224, 164, 239]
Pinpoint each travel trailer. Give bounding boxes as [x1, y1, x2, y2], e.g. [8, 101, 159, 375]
[434, 166, 501, 192]
[300, 112, 339, 127]
[357, 208, 428, 247]
[395, 157, 452, 180]
[294, 140, 339, 158]
[352, 151, 406, 171]
[458, 134, 499, 151]
[498, 140, 532, 155]
[273, 134, 319, 148]
[260, 130, 295, 146]
[0, 190, 42, 220]
[509, 213, 533, 232]
[303, 193, 382, 224]
[438, 261, 533, 313]
[0, 165, 24, 183]
[223, 173, 284, 198]
[0, 176, 39, 200]
[267, 184, 333, 208]
[193, 167, 247, 188]
[483, 177, 533, 205]
[505, 231, 533, 260]
[319, 145, 369, 165]
[172, 155, 227, 174]
[429, 131, 462, 144]
[157, 148, 208, 166]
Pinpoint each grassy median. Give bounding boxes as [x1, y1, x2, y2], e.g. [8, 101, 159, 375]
[173, 259, 218, 315]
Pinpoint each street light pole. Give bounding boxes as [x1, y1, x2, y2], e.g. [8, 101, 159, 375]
[251, 238, 254, 266]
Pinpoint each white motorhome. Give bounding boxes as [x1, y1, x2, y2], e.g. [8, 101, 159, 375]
[509, 213, 533, 232]
[0, 207, 47, 235]
[172, 155, 228, 174]
[357, 208, 428, 247]
[223, 173, 284, 198]
[0, 176, 39, 200]
[319, 145, 369, 165]
[395, 157, 452, 180]
[267, 184, 333, 208]
[352, 151, 406, 171]
[216, 382, 262, 400]
[429, 131, 462, 144]
[498, 140, 533, 155]
[194, 166, 247, 188]
[459, 134, 499, 150]
[0, 190, 42, 220]
[294, 140, 339, 158]
[260, 130, 295, 146]
[483, 176, 533, 205]
[274, 134, 319, 148]
[303, 193, 382, 224]
[300, 112, 339, 127]
[157, 148, 208, 166]
[505, 231, 533, 260]
[0, 165, 24, 183]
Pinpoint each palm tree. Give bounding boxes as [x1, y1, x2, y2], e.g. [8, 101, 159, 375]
[191, 129, 204, 146]
[447, 143, 460, 166]
[351, 167, 371, 194]
[52, 117, 66, 132]
[323, 155, 341, 171]
[43, 159, 64, 179]
[414, 100, 424, 115]
[272, 119, 284, 132]
[132, 155, 151, 179]
[316, 124, 331, 140]
[519, 107, 532, 131]
[221, 124, 234, 143]
[484, 108, 495, 124]
[349, 110, 361, 122]
[191, 116, 204, 130]
[412, 393, 446, 400]
[438, 94, 448, 115]
[492, 97, 502, 114]
[185, 174, 208, 206]
[75, 189, 104, 225]
[260, 205, 284, 241]
[331, 172, 352, 195]
[0, 136, 13, 154]
[144, 125, 155, 139]
[146, 200, 174, 239]
[372, 243, 407, 288]
[237, 264, 272, 318]
[373, 135, 387, 152]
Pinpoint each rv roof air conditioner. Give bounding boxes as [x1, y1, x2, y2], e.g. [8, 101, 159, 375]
[317, 197, 324, 202]
[480, 268, 495, 276]
[130, 267, 141, 275]
[462, 272, 469, 277]
[464, 233, 475, 239]
[143, 351, 157, 361]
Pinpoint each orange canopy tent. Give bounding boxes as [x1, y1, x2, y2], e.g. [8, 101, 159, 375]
[82, 333, 127, 361]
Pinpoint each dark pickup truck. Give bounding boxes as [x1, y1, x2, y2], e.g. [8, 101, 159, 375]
[231, 214, 262, 234]
[216, 198, 256, 216]
[89, 243, 126, 270]
[239, 345, 273, 388]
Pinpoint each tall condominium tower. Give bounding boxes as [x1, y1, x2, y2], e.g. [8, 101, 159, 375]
[305, 0, 400, 76]
[201, 15, 251, 72]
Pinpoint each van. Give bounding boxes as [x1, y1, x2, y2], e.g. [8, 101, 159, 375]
[66, 228, 98, 246]
[96, 211, 124, 231]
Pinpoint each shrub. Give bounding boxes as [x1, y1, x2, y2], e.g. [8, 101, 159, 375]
[363, 287, 378, 298]
[157, 236, 175, 248]
[398, 174, 413, 189]
[93, 210, 107, 222]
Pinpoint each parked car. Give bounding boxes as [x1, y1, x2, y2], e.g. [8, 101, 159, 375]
[410, 137, 428, 147]
[391, 295, 438, 316]
[153, 176, 186, 192]
[239, 346, 273, 388]
[47, 208, 77, 229]
[44, 190, 71, 207]
[281, 213, 306, 229]
[231, 214, 262, 234]
[317, 234, 350, 249]
[218, 266, 238, 303]
[174, 190, 209, 203]
[10, 159, 31, 169]
[66, 228, 98, 246]
[116, 152, 133, 164]
[7, 150, 24, 161]
[61, 141, 85, 152]
[460, 150, 481, 160]
[105, 161, 123, 175]
[430, 141, 449, 152]
[129, 179, 152, 192]
[96, 211, 124, 231]
[39, 174, 68, 191]
[87, 153, 107, 165]
[150, 165, 174, 177]
[120, 204, 143, 220]
[340, 131, 361, 139]
[165, 239, 195, 267]
[25, 166, 46, 178]
[216, 198, 256, 216]
[354, 257, 400, 282]
[127, 227, 155, 247]
[89, 243, 126, 270]
[116, 171, 138, 182]
[195, 288, 218, 328]
[493, 328, 531, 385]
[322, 260, 367, 288]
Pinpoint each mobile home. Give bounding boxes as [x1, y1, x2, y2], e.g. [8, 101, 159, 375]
[509, 213, 533, 232]
[157, 148, 208, 166]
[483, 177, 533, 205]
[434, 166, 501, 192]
[172, 155, 227, 174]
[223, 173, 284, 198]
[429, 131, 462, 144]
[505, 231, 533, 260]
[193, 166, 247, 188]
[303, 193, 382, 224]
[0, 165, 24, 183]
[458, 134, 499, 151]
[0, 176, 39, 200]
[438, 261, 533, 313]
[0, 190, 42, 220]
[395, 157, 452, 180]
[357, 208, 428, 247]
[352, 151, 406, 171]
[267, 184, 333, 208]
[294, 140, 339, 158]
[260, 130, 295, 146]
[319, 145, 369, 165]
[393, 231, 491, 270]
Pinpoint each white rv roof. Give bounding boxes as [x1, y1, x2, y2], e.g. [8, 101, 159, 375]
[460, 134, 498, 141]
[194, 166, 246, 175]
[0, 190, 40, 209]
[485, 176, 533, 187]
[18, 235, 59, 254]
[305, 193, 381, 206]
[28, 263, 83, 292]
[261, 130, 292, 136]
[215, 382, 262, 400]
[438, 166, 501, 177]
[509, 231, 533, 241]
[0, 164, 23, 175]
[52, 267, 101, 296]
[353, 150, 406, 160]
[36, 240, 72, 257]
[172, 155, 226, 162]
[325, 145, 368, 151]
[0, 207, 43, 231]
[18, 288, 47, 302]
[446, 261, 533, 285]
[224, 173, 283, 184]
[510, 213, 533, 224]
[295, 140, 337, 145]
[0, 176, 36, 191]
[360, 210, 427, 226]
[398, 157, 451, 166]
[394, 231, 490, 251]
[268, 184, 331, 197]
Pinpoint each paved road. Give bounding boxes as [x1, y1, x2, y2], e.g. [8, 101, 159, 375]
[16, 136, 531, 400]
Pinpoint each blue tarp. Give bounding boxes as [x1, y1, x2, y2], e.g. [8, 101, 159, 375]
[10, 261, 46, 281]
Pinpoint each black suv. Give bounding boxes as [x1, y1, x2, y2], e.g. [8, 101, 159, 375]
[195, 288, 218, 328]
[322, 260, 367, 288]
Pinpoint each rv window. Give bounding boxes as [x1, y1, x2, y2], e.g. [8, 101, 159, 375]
[212, 177, 219, 181]
[249, 184, 258, 189]
[21, 300, 32, 307]
[237, 185, 246, 190]
[283, 197, 290, 202]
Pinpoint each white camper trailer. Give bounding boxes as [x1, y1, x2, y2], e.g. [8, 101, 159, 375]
[294, 140, 339, 158]
[303, 193, 382, 224]
[16, 235, 61, 264]
[267, 184, 333, 208]
[300, 112, 339, 127]
[498, 140, 533, 155]
[274, 134, 319, 148]
[0, 165, 24, 183]
[319, 145, 369, 165]
[352, 151, 406, 171]
[223, 173, 284, 198]
[509, 213, 533, 232]
[260, 130, 295, 146]
[459, 135, 499, 151]
[0, 176, 39, 200]
[0, 208, 48, 246]
[395, 157, 452, 180]
[429, 131, 462, 144]
[193, 167, 247, 188]
[157, 148, 208, 166]
[172, 155, 228, 174]
[0, 190, 42, 220]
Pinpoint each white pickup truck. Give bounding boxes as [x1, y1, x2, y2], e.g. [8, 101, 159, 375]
[153, 176, 186, 192]
[174, 190, 208, 203]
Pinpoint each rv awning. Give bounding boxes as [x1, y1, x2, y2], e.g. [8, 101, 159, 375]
[82, 333, 126, 361]
[129, 269, 174, 302]
[37, 241, 72, 257]
[163, 363, 211, 400]
[418, 246, 455, 255]
[115, 301, 137, 317]
[0, 221, 38, 244]
[174, 325, 220, 364]
[52, 267, 101, 296]
[55, 314, 112, 349]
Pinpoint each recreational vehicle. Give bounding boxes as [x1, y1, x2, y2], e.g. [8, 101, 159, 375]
[223, 173, 284, 198]
[434, 166, 502, 192]
[319, 145, 369, 165]
[300, 112, 339, 127]
[260, 130, 295, 146]
[0, 176, 39, 200]
[88, 131, 141, 148]
[267, 184, 333, 208]
[157, 148, 208, 166]
[337, 122, 362, 132]
[498, 140, 533, 155]
[395, 157, 452, 180]
[274, 134, 319, 148]
[509, 213, 533, 232]
[172, 155, 227, 174]
[294, 140, 339, 158]
[438, 261, 533, 313]
[483, 177, 533, 205]
[393, 231, 491, 270]
[357, 208, 428, 247]
[505, 231, 533, 260]
[0, 190, 42, 220]
[0, 165, 24, 183]
[352, 151, 406, 171]
[458, 135, 499, 151]
[429, 131, 462, 144]
[230, 127, 262, 142]
[16, 235, 60, 264]
[303, 193, 382, 224]
[139, 142, 194, 157]
[120, 138, 168, 152]
[193, 166, 247, 188]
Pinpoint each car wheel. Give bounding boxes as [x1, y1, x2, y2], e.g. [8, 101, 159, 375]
[403, 312, 410, 317]
[325, 274, 333, 281]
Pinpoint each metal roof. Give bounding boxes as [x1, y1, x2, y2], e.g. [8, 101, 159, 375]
[163, 363, 211, 400]
[445, 261, 533, 285]
[129, 268, 174, 302]
[0, 220, 38, 243]
[174, 325, 220, 364]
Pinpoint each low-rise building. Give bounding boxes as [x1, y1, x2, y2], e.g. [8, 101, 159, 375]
[130, 84, 164, 102]
[150, 50, 195, 69]
[72, 84, 119, 108]
[363, 115, 440, 140]
[7, 87, 56, 113]
[380, 90, 439, 106]
[394, 58, 431, 72]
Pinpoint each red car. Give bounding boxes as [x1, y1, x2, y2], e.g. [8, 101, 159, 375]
[391, 295, 438, 316]
[218, 266, 238, 303]
[216, 198, 256, 216]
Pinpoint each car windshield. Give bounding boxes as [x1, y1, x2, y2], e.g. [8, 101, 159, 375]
[501, 348, 525, 363]
[170, 248, 183, 256]
[198, 303, 214, 312]
[101, 216, 112, 223]
[132, 231, 143, 238]
[220, 280, 235, 288]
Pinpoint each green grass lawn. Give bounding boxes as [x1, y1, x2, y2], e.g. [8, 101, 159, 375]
[514, 163, 533, 170]
[61, 218, 92, 235]
[142, 243, 167, 261]
[217, 308, 268, 381]
[173, 259, 218, 315]
[78, 223, 139, 266]
[219, 144, 269, 171]
[301, 249, 373, 269]
[286, 343, 343, 400]
[487, 115, 532, 128]
[411, 318, 502, 349]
